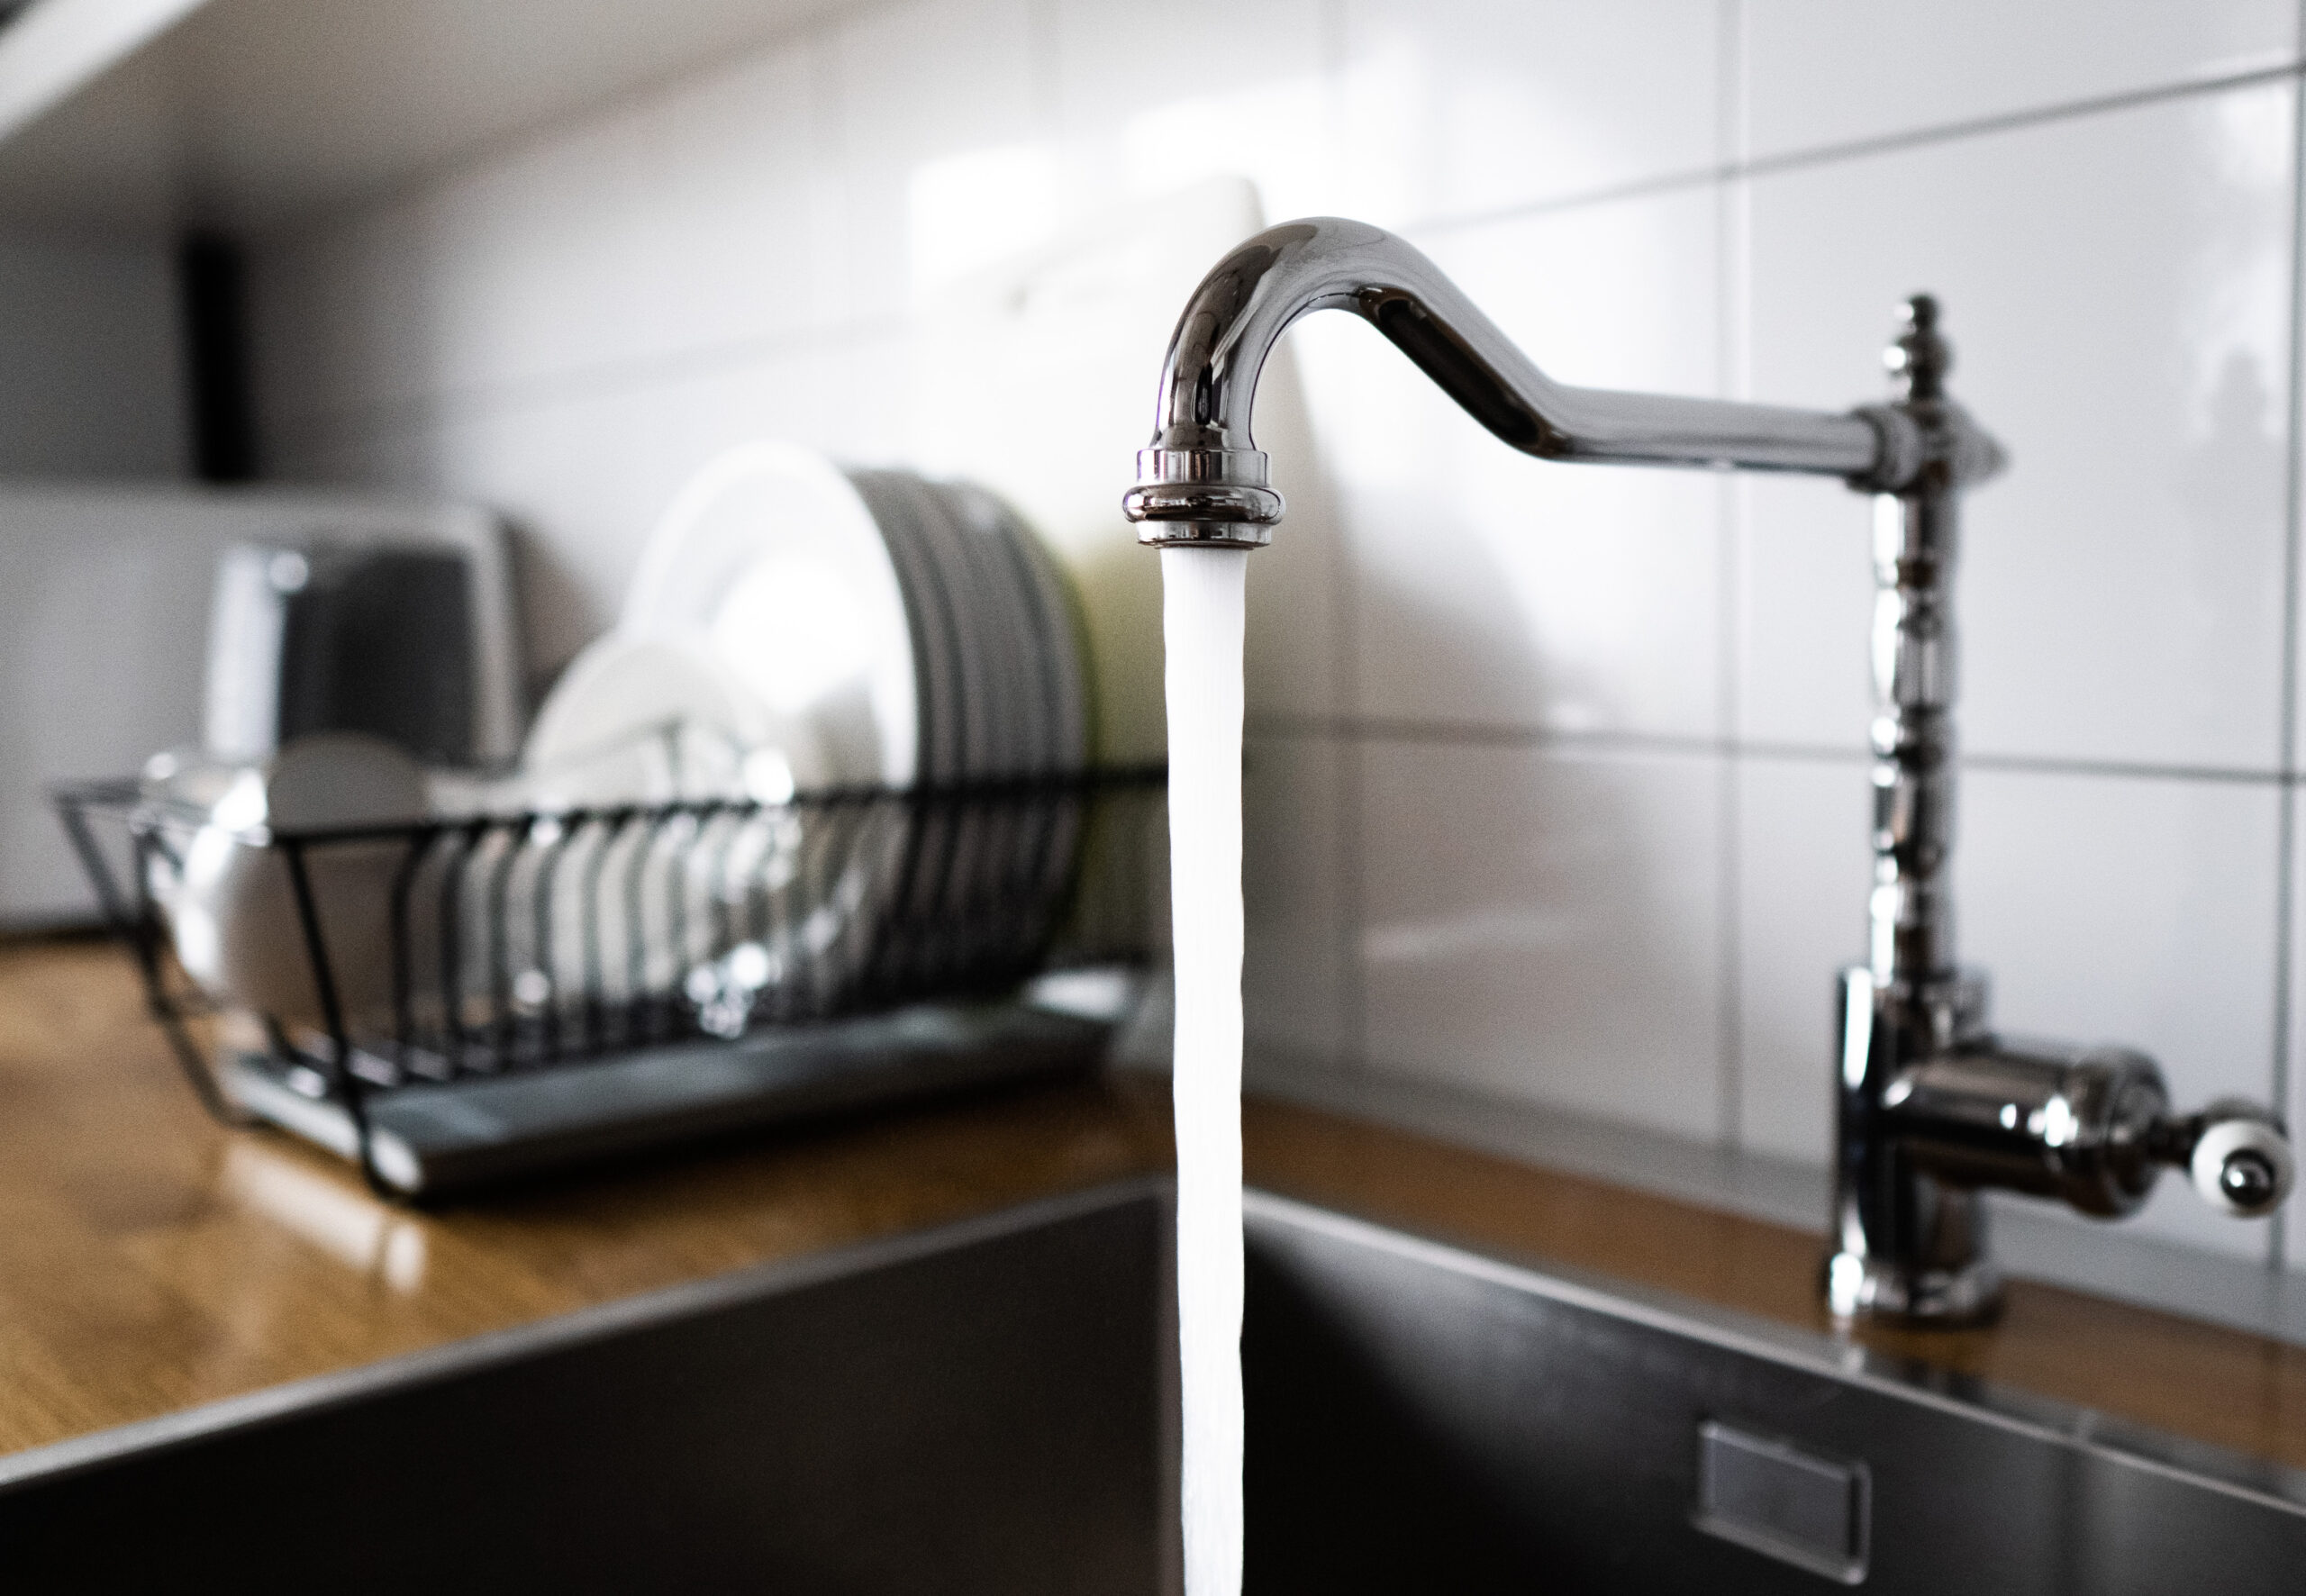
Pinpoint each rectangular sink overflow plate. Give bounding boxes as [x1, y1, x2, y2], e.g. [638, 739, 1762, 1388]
[1693, 1419, 1871, 1584]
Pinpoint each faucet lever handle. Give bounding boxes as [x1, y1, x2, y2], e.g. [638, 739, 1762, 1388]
[2159, 1100, 2294, 1219]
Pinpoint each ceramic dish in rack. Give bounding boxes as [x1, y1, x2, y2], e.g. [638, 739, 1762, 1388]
[518, 633, 828, 812]
[622, 441, 920, 790]
[139, 732, 430, 1029]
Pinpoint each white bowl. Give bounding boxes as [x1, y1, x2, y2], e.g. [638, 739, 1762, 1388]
[147, 733, 428, 1031]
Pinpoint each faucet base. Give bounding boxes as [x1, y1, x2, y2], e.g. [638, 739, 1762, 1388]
[1824, 1248, 2003, 1328]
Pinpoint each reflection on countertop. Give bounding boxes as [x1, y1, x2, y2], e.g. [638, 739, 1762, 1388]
[0, 938, 1172, 1457]
[0, 937, 2299, 1477]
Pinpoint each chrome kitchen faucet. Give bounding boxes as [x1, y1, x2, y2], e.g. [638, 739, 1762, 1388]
[1122, 216, 2297, 1326]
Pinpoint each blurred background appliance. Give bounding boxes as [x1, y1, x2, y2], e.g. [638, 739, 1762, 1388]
[204, 540, 485, 766]
[0, 485, 519, 925]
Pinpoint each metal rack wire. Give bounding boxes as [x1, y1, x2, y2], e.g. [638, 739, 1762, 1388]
[57, 767, 1165, 1192]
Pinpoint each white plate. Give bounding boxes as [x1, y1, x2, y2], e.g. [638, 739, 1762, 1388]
[622, 442, 917, 789]
[144, 732, 429, 1026]
[520, 633, 825, 811]
[504, 633, 840, 1022]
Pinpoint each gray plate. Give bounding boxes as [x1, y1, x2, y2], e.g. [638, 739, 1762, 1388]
[845, 469, 963, 784]
[892, 472, 1009, 779]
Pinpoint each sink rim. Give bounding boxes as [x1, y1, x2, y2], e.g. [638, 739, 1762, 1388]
[6, 1173, 2301, 1525]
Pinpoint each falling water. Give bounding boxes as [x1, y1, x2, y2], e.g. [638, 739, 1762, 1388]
[1161, 543, 1249, 1596]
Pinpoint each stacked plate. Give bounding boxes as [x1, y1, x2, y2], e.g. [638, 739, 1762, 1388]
[839, 467, 1089, 993]
[536, 440, 1090, 1013]
[839, 469, 1086, 788]
[608, 440, 1086, 792]
[137, 442, 1093, 1044]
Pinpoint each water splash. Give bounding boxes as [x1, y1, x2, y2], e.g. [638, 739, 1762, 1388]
[1161, 544, 1248, 1595]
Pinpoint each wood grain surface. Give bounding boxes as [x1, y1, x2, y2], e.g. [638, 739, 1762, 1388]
[0, 939, 1174, 1457]
[1, 939, 2298, 1476]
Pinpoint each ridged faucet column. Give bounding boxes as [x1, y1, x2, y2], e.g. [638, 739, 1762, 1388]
[1829, 297, 2001, 1323]
[1869, 296, 1960, 993]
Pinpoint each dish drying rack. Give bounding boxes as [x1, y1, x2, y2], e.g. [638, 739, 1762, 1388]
[57, 768, 1166, 1198]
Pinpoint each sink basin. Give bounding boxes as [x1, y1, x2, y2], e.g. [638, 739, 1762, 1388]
[4, 1180, 2301, 1591]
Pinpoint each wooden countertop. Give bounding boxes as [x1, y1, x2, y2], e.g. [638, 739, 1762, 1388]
[2, 939, 2301, 1475]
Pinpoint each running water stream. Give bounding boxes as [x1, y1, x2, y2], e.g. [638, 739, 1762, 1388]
[1161, 544, 1249, 1596]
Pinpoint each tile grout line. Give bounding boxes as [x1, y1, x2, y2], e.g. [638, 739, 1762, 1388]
[1956, 751, 2295, 785]
[1247, 714, 2306, 784]
[1711, 0, 1749, 1158]
[2270, 0, 2306, 1274]
[1405, 58, 2306, 246]
[1319, 0, 1371, 1084]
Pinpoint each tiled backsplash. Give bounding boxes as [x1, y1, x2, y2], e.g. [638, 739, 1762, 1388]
[246, 1, 2306, 1274]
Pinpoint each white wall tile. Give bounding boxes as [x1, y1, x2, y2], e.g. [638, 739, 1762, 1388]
[1054, 0, 1340, 228]
[1335, 191, 1724, 737]
[1961, 766, 2283, 1257]
[1746, 0, 2297, 161]
[1244, 732, 1351, 1065]
[425, 386, 680, 676]
[649, 333, 912, 488]
[832, 0, 1044, 321]
[258, 38, 839, 436]
[631, 40, 837, 358]
[417, 99, 669, 401]
[1737, 753, 1870, 1165]
[1343, 0, 1720, 223]
[1744, 84, 2295, 770]
[1361, 739, 1723, 1141]
[1736, 482, 1872, 754]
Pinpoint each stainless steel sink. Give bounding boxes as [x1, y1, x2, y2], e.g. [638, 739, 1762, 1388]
[4, 1180, 2301, 1591]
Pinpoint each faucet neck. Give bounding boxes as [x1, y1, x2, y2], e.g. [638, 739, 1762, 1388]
[1118, 219, 1996, 549]
[1867, 295, 1981, 990]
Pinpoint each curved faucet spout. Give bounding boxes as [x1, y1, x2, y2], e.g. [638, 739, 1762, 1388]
[1120, 216, 2000, 547]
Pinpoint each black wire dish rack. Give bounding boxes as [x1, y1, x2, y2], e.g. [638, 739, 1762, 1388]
[56, 767, 1166, 1200]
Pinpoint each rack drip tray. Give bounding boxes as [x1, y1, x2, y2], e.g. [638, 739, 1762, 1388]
[225, 980, 1134, 1199]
